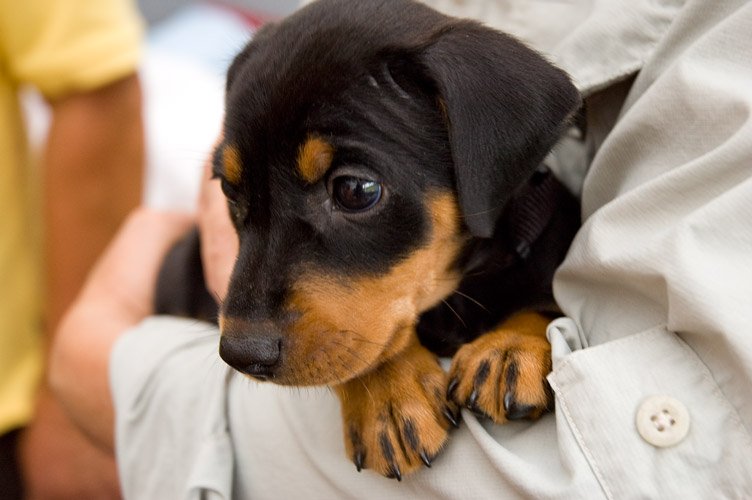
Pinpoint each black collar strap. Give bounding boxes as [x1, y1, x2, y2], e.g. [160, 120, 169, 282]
[503, 164, 568, 260]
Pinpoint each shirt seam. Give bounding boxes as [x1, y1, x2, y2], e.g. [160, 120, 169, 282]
[548, 378, 614, 500]
[553, 322, 667, 374]
[672, 333, 752, 456]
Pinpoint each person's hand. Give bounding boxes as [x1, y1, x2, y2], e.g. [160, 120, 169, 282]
[197, 144, 239, 303]
[50, 207, 194, 451]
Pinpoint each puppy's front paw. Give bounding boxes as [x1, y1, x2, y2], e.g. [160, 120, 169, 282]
[447, 312, 553, 422]
[336, 342, 457, 480]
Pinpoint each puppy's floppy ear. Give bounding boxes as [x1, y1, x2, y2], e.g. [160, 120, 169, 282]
[420, 21, 581, 238]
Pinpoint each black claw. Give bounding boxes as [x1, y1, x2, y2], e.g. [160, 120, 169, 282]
[443, 406, 459, 428]
[467, 388, 479, 410]
[420, 450, 432, 468]
[504, 390, 537, 420]
[503, 390, 514, 413]
[349, 426, 366, 471]
[386, 465, 402, 481]
[446, 378, 459, 400]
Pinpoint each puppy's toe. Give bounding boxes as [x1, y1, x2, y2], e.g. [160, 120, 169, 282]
[447, 313, 553, 423]
[337, 343, 455, 479]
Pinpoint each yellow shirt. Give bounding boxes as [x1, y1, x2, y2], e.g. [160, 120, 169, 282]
[0, 0, 143, 434]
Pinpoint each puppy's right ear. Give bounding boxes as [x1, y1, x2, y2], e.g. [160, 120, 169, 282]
[419, 21, 581, 238]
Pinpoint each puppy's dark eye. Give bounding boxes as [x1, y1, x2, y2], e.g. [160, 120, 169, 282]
[220, 178, 238, 204]
[333, 176, 382, 212]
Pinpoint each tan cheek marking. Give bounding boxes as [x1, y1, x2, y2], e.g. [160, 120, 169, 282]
[297, 135, 334, 184]
[223, 145, 242, 185]
[282, 193, 467, 385]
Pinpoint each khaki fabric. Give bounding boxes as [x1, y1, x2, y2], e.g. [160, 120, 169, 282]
[112, 0, 752, 498]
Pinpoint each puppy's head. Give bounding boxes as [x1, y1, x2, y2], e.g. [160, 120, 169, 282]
[214, 0, 580, 386]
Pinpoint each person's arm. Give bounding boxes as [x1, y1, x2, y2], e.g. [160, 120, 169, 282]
[49, 208, 193, 451]
[43, 72, 145, 333]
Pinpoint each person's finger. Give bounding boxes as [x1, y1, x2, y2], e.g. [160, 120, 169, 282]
[198, 143, 238, 302]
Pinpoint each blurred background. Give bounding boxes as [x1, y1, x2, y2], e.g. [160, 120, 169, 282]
[10, 3, 295, 497]
[24, 0, 301, 218]
[138, 0, 298, 24]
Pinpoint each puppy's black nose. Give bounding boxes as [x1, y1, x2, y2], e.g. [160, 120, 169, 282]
[219, 329, 282, 381]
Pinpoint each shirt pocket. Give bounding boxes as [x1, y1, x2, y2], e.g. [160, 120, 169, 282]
[548, 323, 752, 500]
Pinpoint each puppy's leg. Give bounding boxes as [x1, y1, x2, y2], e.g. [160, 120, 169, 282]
[447, 312, 554, 422]
[335, 338, 458, 480]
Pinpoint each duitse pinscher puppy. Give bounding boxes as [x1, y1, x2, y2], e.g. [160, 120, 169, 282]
[156, 0, 582, 480]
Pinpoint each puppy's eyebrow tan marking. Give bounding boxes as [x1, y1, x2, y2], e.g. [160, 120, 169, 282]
[297, 135, 334, 184]
[222, 144, 243, 185]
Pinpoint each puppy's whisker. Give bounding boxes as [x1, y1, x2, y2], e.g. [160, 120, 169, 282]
[211, 291, 226, 323]
[201, 350, 222, 367]
[330, 339, 371, 368]
[452, 290, 490, 313]
[461, 208, 497, 218]
[442, 299, 467, 328]
[349, 337, 385, 347]
[462, 271, 490, 279]
[320, 346, 346, 388]
[357, 376, 374, 405]
[312, 354, 326, 382]
[335, 354, 359, 380]
[341, 330, 387, 347]
[335, 353, 375, 404]
[322, 344, 374, 404]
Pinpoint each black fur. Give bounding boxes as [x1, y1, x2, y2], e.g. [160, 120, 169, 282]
[156, 0, 581, 364]
[154, 227, 217, 322]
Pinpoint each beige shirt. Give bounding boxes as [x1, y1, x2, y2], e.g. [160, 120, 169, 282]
[112, 0, 752, 498]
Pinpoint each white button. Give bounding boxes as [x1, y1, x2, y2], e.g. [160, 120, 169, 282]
[635, 396, 690, 448]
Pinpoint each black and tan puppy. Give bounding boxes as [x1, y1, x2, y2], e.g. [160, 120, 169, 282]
[158, 0, 581, 480]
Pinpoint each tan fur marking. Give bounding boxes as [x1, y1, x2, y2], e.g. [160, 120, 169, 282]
[277, 192, 466, 386]
[296, 135, 334, 184]
[448, 311, 554, 423]
[336, 337, 451, 476]
[223, 145, 242, 185]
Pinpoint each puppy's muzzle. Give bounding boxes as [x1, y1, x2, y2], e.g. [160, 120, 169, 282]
[219, 320, 283, 380]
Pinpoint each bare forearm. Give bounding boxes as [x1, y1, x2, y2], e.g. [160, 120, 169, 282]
[44, 73, 144, 333]
[49, 209, 194, 451]
[50, 299, 132, 452]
